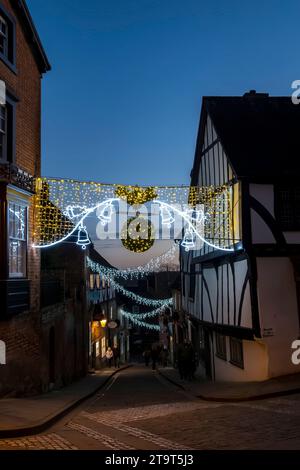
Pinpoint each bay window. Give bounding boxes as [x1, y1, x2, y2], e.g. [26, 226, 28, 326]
[8, 201, 27, 278]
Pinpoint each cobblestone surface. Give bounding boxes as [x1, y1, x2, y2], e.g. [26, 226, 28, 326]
[1, 366, 300, 450]
[0, 433, 77, 450]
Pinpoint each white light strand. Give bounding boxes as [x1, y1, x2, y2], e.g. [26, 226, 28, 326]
[87, 244, 178, 280]
[87, 257, 173, 307]
[120, 309, 160, 331]
[121, 304, 168, 319]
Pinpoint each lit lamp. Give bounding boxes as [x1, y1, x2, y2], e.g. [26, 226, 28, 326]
[100, 317, 107, 328]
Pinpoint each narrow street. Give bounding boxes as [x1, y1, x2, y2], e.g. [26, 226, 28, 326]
[1, 366, 300, 450]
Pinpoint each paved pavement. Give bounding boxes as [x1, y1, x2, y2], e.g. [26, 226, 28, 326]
[1, 365, 300, 450]
[0, 366, 129, 436]
[158, 366, 300, 401]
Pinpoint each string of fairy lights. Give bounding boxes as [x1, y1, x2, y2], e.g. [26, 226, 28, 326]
[87, 256, 172, 308]
[87, 244, 178, 280]
[119, 309, 161, 331]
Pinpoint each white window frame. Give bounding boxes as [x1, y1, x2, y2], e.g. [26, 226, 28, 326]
[7, 196, 28, 279]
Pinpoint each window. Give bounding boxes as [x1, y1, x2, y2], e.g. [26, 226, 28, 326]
[0, 104, 6, 160]
[275, 185, 300, 231]
[0, 16, 7, 57]
[8, 202, 27, 278]
[229, 337, 244, 368]
[215, 333, 227, 361]
[0, 96, 16, 163]
[89, 273, 95, 290]
[0, 6, 16, 69]
[101, 337, 106, 358]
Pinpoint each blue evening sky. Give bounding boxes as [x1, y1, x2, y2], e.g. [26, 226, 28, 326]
[28, 0, 299, 186]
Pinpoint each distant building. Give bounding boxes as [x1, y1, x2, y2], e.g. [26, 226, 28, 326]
[41, 237, 89, 389]
[87, 247, 128, 368]
[0, 0, 50, 395]
[183, 91, 300, 381]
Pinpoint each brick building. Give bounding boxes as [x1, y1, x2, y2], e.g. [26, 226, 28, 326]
[0, 0, 50, 395]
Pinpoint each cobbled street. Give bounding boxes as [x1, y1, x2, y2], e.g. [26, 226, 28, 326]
[1, 366, 300, 450]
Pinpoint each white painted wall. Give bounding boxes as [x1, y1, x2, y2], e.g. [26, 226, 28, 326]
[250, 184, 274, 216]
[257, 257, 300, 377]
[251, 209, 276, 244]
[213, 337, 269, 382]
[249, 184, 278, 244]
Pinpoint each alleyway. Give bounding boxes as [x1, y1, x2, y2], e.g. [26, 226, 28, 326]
[1, 366, 300, 450]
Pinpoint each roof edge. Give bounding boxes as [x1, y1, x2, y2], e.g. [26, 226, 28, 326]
[15, 0, 51, 73]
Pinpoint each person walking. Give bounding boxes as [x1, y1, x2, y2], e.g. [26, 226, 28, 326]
[113, 346, 120, 368]
[143, 348, 151, 367]
[105, 346, 114, 368]
[151, 344, 159, 370]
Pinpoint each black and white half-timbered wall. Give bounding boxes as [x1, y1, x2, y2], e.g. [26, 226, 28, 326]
[182, 91, 300, 381]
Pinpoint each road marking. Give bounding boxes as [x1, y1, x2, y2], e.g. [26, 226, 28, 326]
[82, 411, 193, 450]
[105, 374, 118, 392]
[85, 400, 220, 423]
[67, 422, 134, 450]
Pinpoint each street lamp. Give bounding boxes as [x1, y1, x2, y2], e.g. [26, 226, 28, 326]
[100, 317, 107, 328]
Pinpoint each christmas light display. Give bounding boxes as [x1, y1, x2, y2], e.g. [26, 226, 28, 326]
[76, 222, 90, 250]
[33, 179, 239, 252]
[120, 305, 168, 319]
[87, 257, 172, 307]
[121, 215, 155, 253]
[119, 308, 160, 331]
[85, 244, 178, 280]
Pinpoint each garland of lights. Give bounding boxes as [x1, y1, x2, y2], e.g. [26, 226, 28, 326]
[87, 257, 173, 307]
[33, 179, 238, 252]
[121, 305, 168, 319]
[85, 244, 177, 280]
[120, 308, 160, 331]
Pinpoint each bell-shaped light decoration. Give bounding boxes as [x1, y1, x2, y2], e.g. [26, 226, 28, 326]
[98, 203, 114, 226]
[181, 227, 195, 252]
[160, 206, 175, 228]
[76, 223, 90, 250]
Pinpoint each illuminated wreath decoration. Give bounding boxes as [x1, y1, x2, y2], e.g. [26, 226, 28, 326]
[121, 216, 155, 253]
[115, 185, 157, 253]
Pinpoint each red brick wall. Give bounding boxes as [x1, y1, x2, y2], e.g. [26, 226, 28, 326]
[0, 0, 45, 395]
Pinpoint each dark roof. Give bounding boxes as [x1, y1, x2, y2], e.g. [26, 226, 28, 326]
[13, 0, 51, 73]
[192, 92, 300, 183]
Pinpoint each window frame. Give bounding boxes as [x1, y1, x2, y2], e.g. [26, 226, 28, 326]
[229, 337, 244, 369]
[215, 332, 227, 361]
[0, 93, 16, 164]
[0, 3, 16, 73]
[7, 198, 28, 279]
